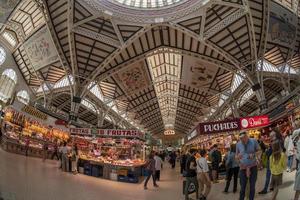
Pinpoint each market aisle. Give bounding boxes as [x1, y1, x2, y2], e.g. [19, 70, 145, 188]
[0, 149, 296, 200]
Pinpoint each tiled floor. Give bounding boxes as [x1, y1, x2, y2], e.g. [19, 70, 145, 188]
[0, 149, 296, 200]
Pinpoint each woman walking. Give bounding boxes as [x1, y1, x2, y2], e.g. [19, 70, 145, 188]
[196, 149, 211, 200]
[223, 144, 239, 193]
[71, 144, 79, 174]
[270, 141, 286, 200]
[144, 152, 159, 190]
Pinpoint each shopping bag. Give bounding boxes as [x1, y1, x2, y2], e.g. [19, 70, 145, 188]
[182, 180, 196, 195]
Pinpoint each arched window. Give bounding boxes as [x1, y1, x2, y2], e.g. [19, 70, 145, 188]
[0, 46, 6, 65]
[0, 69, 17, 103]
[17, 90, 30, 104]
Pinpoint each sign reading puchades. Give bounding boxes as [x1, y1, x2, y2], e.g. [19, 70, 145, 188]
[195, 115, 270, 136]
[240, 115, 269, 129]
[70, 128, 144, 139]
[197, 119, 240, 135]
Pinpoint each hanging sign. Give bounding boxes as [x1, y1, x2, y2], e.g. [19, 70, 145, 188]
[96, 129, 144, 138]
[21, 105, 48, 120]
[69, 128, 91, 136]
[197, 119, 240, 135]
[240, 115, 270, 129]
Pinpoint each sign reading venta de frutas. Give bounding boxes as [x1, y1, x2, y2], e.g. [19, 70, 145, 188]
[197, 119, 240, 134]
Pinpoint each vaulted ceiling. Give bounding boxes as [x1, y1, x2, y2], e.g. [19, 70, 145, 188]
[1, 0, 300, 139]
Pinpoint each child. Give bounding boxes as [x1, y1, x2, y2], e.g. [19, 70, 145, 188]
[270, 141, 286, 200]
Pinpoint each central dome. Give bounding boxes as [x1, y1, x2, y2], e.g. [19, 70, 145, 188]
[112, 0, 186, 9]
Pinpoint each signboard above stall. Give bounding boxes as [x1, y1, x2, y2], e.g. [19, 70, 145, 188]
[188, 115, 270, 140]
[197, 119, 240, 135]
[70, 128, 144, 139]
[240, 115, 269, 129]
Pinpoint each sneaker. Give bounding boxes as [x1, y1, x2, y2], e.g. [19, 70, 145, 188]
[270, 188, 274, 191]
[154, 184, 159, 188]
[258, 190, 267, 194]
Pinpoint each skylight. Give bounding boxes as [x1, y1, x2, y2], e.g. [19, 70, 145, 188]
[231, 71, 245, 93]
[238, 89, 254, 107]
[89, 82, 104, 101]
[81, 98, 98, 114]
[147, 48, 181, 130]
[2, 32, 17, 47]
[53, 75, 74, 89]
[113, 0, 185, 8]
[37, 83, 51, 93]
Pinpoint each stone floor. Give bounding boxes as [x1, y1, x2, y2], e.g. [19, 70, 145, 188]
[0, 149, 296, 200]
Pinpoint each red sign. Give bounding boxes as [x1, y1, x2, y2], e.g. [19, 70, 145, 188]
[55, 119, 67, 126]
[197, 119, 240, 134]
[240, 115, 269, 129]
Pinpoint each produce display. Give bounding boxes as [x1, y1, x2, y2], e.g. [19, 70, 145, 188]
[72, 136, 145, 167]
[3, 108, 70, 149]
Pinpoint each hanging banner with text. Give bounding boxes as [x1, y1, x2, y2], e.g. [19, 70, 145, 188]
[197, 119, 240, 135]
[96, 129, 144, 138]
[194, 115, 270, 136]
[70, 128, 144, 139]
[69, 128, 91, 136]
[240, 115, 270, 129]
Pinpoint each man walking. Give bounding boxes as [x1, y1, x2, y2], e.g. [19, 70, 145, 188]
[236, 132, 261, 200]
[184, 149, 199, 200]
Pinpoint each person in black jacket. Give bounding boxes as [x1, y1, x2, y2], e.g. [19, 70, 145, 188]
[180, 150, 188, 174]
[184, 149, 199, 200]
[211, 144, 222, 183]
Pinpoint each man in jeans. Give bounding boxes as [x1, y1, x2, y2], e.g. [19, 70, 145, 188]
[236, 132, 261, 200]
[185, 149, 199, 200]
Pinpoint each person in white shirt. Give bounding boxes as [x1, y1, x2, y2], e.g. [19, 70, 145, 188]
[196, 149, 211, 200]
[284, 130, 295, 172]
[154, 152, 163, 181]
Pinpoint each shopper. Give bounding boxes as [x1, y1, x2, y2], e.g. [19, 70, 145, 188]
[61, 141, 70, 172]
[184, 149, 199, 200]
[292, 124, 300, 200]
[211, 144, 222, 183]
[224, 144, 239, 193]
[236, 132, 260, 200]
[144, 152, 158, 190]
[258, 143, 273, 194]
[197, 149, 211, 200]
[51, 141, 60, 160]
[180, 150, 188, 174]
[71, 144, 79, 174]
[154, 152, 163, 181]
[25, 135, 30, 156]
[269, 140, 286, 200]
[284, 130, 295, 172]
[42, 140, 48, 162]
[170, 151, 177, 169]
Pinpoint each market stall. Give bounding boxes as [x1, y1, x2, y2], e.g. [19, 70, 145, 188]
[1, 107, 69, 158]
[185, 115, 270, 179]
[70, 128, 146, 183]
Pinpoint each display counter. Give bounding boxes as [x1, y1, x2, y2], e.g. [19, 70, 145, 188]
[78, 157, 145, 183]
[71, 135, 146, 183]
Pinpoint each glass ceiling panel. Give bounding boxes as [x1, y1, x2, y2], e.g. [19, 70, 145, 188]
[113, 0, 184, 8]
[147, 48, 182, 129]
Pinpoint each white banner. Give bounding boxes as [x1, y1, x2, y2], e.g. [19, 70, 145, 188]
[23, 26, 59, 71]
